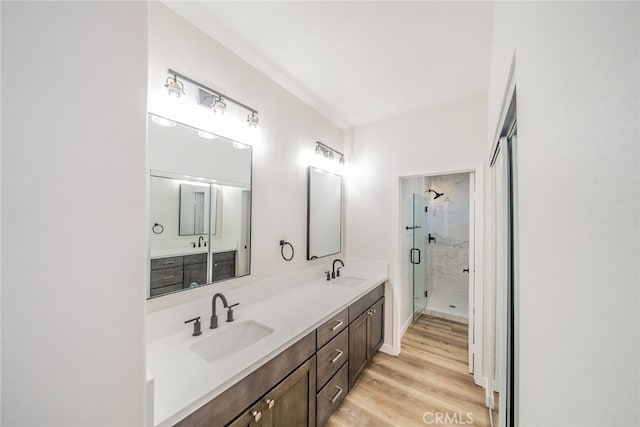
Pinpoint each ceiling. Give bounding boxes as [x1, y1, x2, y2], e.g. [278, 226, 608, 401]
[164, 1, 494, 129]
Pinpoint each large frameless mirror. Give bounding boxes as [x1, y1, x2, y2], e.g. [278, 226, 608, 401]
[148, 114, 252, 299]
[307, 166, 342, 259]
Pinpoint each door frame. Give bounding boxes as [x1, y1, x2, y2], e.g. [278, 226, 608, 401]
[392, 166, 484, 381]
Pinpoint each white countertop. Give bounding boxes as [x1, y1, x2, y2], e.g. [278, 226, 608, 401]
[146, 269, 386, 426]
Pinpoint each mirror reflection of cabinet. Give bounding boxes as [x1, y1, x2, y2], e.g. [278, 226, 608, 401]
[307, 167, 342, 260]
[147, 114, 252, 299]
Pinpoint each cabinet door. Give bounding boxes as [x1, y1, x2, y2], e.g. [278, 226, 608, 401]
[367, 298, 384, 358]
[183, 262, 207, 288]
[348, 311, 368, 389]
[262, 356, 316, 427]
[228, 402, 263, 427]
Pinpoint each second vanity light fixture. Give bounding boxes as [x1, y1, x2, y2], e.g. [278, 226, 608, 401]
[164, 69, 259, 128]
[315, 141, 345, 164]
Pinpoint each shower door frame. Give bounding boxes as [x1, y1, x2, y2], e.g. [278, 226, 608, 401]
[410, 193, 429, 320]
[394, 166, 484, 381]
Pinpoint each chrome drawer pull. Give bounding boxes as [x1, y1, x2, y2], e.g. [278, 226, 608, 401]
[162, 275, 174, 280]
[266, 398, 275, 409]
[162, 261, 175, 265]
[252, 410, 262, 422]
[329, 350, 343, 364]
[328, 386, 343, 403]
[330, 320, 344, 331]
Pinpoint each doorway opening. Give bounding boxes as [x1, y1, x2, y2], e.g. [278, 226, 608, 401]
[400, 170, 477, 372]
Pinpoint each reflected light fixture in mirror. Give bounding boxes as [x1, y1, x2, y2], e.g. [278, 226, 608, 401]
[151, 115, 177, 128]
[198, 130, 217, 140]
[233, 141, 250, 150]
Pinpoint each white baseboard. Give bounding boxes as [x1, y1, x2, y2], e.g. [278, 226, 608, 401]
[400, 314, 413, 337]
[484, 376, 494, 408]
[380, 343, 399, 356]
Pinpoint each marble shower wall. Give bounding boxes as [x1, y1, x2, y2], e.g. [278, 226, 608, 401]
[425, 172, 470, 301]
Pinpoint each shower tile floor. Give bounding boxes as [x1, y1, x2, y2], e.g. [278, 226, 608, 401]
[424, 293, 468, 324]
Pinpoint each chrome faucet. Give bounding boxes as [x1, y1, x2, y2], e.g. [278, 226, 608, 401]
[198, 236, 205, 247]
[210, 293, 239, 329]
[332, 259, 344, 279]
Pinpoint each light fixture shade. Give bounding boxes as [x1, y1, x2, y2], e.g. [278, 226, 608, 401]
[212, 97, 227, 114]
[233, 141, 250, 150]
[165, 76, 184, 97]
[198, 130, 217, 140]
[314, 141, 345, 165]
[247, 112, 259, 128]
[151, 115, 177, 127]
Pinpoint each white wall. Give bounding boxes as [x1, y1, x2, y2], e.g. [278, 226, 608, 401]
[146, 3, 345, 312]
[346, 95, 487, 352]
[488, 2, 639, 424]
[1, 2, 147, 425]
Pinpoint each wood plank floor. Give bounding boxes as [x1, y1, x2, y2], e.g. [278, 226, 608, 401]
[326, 315, 490, 427]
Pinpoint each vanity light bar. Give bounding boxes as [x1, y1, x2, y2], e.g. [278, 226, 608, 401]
[315, 141, 345, 164]
[167, 69, 258, 119]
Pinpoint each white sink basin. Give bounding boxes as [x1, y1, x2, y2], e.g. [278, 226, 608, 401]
[332, 276, 366, 287]
[190, 320, 273, 362]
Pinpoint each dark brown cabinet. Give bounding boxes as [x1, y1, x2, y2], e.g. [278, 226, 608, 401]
[348, 294, 384, 389]
[228, 357, 316, 427]
[176, 332, 316, 427]
[228, 402, 262, 427]
[149, 256, 184, 297]
[150, 253, 207, 297]
[183, 253, 207, 288]
[212, 250, 237, 282]
[316, 363, 348, 427]
[175, 284, 385, 427]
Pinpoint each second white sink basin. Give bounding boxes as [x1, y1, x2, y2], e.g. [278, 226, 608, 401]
[190, 320, 273, 363]
[333, 276, 366, 287]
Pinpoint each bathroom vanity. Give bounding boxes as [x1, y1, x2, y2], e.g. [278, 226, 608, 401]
[146, 262, 387, 427]
[176, 283, 384, 427]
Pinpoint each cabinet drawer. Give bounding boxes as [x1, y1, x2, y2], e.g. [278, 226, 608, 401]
[184, 253, 207, 265]
[149, 283, 183, 297]
[150, 256, 183, 271]
[316, 363, 348, 427]
[150, 267, 183, 288]
[349, 283, 384, 323]
[316, 308, 348, 349]
[213, 250, 236, 262]
[316, 328, 348, 391]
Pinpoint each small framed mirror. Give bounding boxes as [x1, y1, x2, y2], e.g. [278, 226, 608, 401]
[307, 166, 342, 259]
[179, 183, 213, 236]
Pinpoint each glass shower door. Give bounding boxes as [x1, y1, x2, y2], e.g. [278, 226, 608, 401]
[412, 193, 429, 319]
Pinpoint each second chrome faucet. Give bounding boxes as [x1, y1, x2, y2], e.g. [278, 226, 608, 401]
[210, 292, 239, 329]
